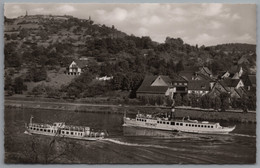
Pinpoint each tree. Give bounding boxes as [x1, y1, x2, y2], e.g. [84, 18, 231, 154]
[182, 94, 189, 106]
[13, 77, 27, 94]
[214, 96, 221, 111]
[219, 92, 230, 112]
[176, 60, 184, 73]
[175, 94, 182, 106]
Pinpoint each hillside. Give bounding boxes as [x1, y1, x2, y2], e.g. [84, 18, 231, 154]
[4, 14, 256, 98]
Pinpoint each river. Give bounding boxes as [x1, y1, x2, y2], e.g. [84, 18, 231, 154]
[4, 107, 256, 164]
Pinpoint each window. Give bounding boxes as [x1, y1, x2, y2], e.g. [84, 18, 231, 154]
[40, 129, 43, 131]
[44, 129, 46, 132]
[180, 123, 183, 126]
[176, 123, 179, 126]
[167, 122, 169, 125]
[184, 83, 187, 86]
[157, 121, 159, 123]
[33, 128, 36, 130]
[71, 132, 73, 135]
[48, 130, 50, 132]
[208, 126, 210, 128]
[66, 131, 69, 134]
[62, 131, 64, 134]
[192, 124, 194, 127]
[171, 122, 175, 125]
[179, 83, 182, 85]
[189, 124, 191, 127]
[195, 125, 197, 127]
[163, 122, 166, 124]
[211, 126, 213, 128]
[198, 125, 200, 127]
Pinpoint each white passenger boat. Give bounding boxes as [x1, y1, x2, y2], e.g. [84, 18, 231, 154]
[25, 116, 106, 141]
[123, 109, 236, 134]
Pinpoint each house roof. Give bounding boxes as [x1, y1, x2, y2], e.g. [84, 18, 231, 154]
[136, 75, 169, 94]
[188, 80, 210, 91]
[179, 71, 195, 81]
[197, 73, 214, 81]
[222, 79, 240, 88]
[171, 73, 187, 82]
[73, 60, 88, 68]
[234, 87, 246, 98]
[200, 67, 212, 75]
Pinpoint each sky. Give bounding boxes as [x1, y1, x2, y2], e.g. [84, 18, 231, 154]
[4, 3, 256, 46]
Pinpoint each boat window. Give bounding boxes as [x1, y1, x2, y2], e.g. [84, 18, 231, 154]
[33, 128, 36, 130]
[198, 125, 200, 127]
[48, 130, 50, 132]
[71, 132, 73, 135]
[54, 124, 56, 126]
[171, 122, 175, 125]
[167, 122, 169, 124]
[145, 120, 146, 122]
[176, 123, 179, 126]
[208, 126, 210, 128]
[195, 125, 197, 127]
[211, 126, 213, 128]
[160, 121, 162, 124]
[66, 131, 69, 134]
[180, 123, 183, 126]
[192, 124, 194, 127]
[62, 131, 64, 134]
[44, 129, 46, 132]
[163, 121, 165, 124]
[157, 121, 159, 123]
[40, 129, 43, 131]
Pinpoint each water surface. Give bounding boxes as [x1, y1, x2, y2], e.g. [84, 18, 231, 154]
[4, 108, 256, 164]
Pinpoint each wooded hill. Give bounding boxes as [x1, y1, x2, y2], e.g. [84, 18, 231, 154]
[4, 14, 256, 99]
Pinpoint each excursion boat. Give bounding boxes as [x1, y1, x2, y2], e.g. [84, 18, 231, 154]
[123, 109, 236, 134]
[25, 116, 106, 141]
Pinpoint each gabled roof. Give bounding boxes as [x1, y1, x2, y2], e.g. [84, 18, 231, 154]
[179, 71, 195, 81]
[171, 73, 187, 82]
[196, 73, 214, 81]
[200, 67, 212, 75]
[217, 81, 231, 92]
[234, 87, 246, 98]
[188, 80, 210, 91]
[136, 75, 169, 94]
[221, 79, 240, 88]
[73, 60, 88, 68]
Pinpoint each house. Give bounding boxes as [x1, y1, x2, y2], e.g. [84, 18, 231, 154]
[198, 66, 213, 77]
[179, 70, 215, 89]
[188, 80, 210, 96]
[67, 60, 88, 75]
[136, 74, 188, 99]
[136, 75, 174, 99]
[219, 66, 243, 79]
[170, 74, 188, 95]
[209, 79, 245, 98]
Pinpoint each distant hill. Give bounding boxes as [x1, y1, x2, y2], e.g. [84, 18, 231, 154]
[208, 43, 256, 53]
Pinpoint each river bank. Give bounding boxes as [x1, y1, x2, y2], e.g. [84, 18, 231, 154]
[4, 98, 256, 123]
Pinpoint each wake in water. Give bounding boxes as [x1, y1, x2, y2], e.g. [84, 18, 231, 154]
[102, 138, 170, 149]
[229, 133, 256, 138]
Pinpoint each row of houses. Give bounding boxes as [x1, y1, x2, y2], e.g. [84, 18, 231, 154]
[136, 66, 256, 100]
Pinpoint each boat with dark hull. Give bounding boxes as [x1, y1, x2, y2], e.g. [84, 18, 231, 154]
[25, 116, 106, 141]
[123, 109, 236, 134]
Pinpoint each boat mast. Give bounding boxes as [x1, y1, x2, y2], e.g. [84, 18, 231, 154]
[30, 115, 33, 124]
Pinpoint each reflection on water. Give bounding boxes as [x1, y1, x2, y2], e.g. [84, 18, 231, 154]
[5, 107, 256, 164]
